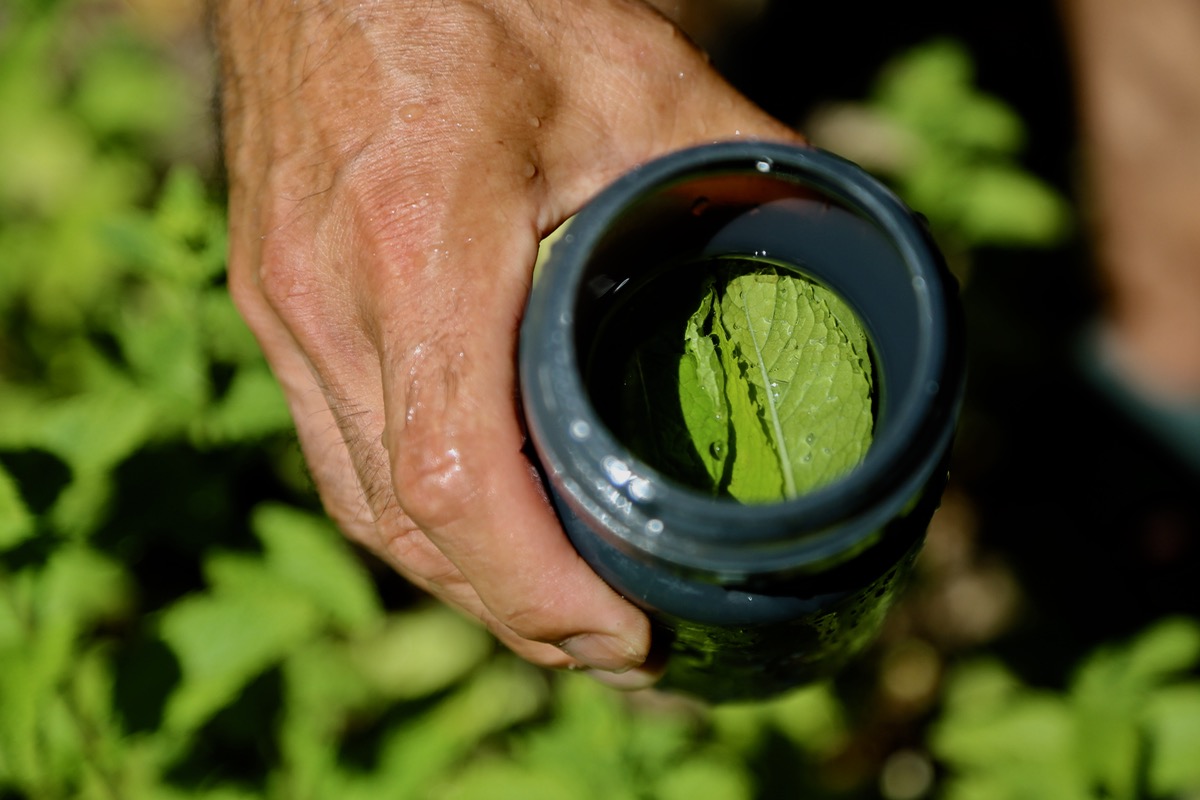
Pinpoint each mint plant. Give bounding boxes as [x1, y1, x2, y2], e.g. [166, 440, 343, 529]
[4, 2, 1192, 798]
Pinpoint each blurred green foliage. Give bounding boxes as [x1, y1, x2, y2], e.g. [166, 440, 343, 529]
[869, 39, 1072, 250]
[808, 39, 1073, 274]
[932, 618, 1200, 800]
[1, 2, 1197, 799]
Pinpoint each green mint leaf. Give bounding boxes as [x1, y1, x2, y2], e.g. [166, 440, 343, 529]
[611, 281, 716, 492]
[678, 262, 874, 502]
[708, 279, 785, 501]
[678, 280, 731, 488]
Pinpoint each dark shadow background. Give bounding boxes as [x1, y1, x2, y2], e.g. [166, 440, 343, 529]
[691, 5, 1200, 795]
[715, 0, 1200, 692]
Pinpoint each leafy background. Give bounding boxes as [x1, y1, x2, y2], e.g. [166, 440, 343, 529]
[2, 1, 1198, 798]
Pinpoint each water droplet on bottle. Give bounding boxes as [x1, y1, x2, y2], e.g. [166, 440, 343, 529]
[646, 519, 664, 536]
[755, 158, 773, 173]
[602, 456, 631, 485]
[628, 476, 654, 501]
[569, 419, 591, 440]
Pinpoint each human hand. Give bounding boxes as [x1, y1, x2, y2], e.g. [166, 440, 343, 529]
[214, 0, 799, 685]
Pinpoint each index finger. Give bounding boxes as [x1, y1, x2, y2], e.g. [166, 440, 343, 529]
[377, 219, 653, 673]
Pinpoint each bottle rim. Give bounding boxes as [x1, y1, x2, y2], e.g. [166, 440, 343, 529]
[520, 141, 964, 578]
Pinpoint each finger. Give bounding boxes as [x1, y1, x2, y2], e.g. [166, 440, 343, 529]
[232, 159, 648, 673]
[377, 221, 651, 674]
[248, 286, 600, 673]
[274, 352, 590, 672]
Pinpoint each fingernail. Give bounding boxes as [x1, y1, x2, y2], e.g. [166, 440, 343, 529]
[559, 633, 641, 673]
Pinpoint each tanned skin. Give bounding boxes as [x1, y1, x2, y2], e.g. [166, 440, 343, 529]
[213, 0, 799, 686]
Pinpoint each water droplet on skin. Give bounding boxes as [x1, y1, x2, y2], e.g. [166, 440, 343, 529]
[398, 103, 425, 121]
[528, 116, 542, 128]
[523, 162, 538, 179]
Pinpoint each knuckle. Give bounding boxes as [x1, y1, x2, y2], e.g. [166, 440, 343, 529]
[255, 231, 323, 320]
[379, 523, 427, 563]
[379, 524, 458, 585]
[387, 338, 480, 530]
[390, 422, 477, 531]
[248, 163, 359, 326]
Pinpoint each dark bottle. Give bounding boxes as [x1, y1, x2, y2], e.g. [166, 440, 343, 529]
[519, 142, 965, 701]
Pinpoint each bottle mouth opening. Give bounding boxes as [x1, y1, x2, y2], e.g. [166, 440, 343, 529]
[522, 142, 961, 574]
